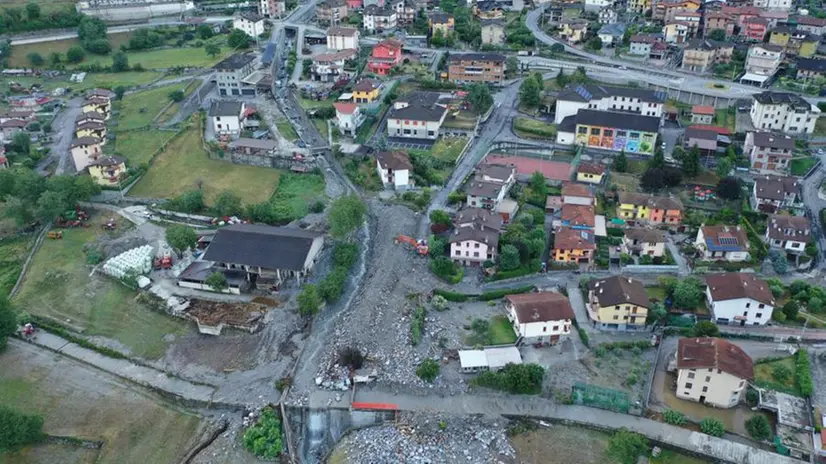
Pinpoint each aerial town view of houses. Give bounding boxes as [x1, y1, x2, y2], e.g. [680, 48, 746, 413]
[4, 0, 826, 462]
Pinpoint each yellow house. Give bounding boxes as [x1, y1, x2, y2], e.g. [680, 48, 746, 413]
[553, 227, 596, 264]
[576, 162, 606, 185]
[616, 191, 684, 225]
[791, 33, 819, 58]
[75, 121, 107, 143]
[768, 27, 792, 47]
[559, 20, 588, 44]
[82, 96, 111, 119]
[629, 0, 651, 14]
[352, 79, 382, 104]
[87, 156, 126, 186]
[587, 276, 649, 331]
[428, 12, 455, 36]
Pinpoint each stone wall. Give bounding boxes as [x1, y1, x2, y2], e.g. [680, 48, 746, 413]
[229, 151, 319, 170]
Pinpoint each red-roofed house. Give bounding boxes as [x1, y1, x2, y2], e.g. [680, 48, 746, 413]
[576, 162, 605, 184]
[742, 16, 769, 41]
[553, 227, 596, 264]
[691, 105, 715, 124]
[504, 292, 574, 345]
[484, 154, 573, 185]
[333, 102, 364, 136]
[367, 38, 403, 76]
[675, 337, 753, 408]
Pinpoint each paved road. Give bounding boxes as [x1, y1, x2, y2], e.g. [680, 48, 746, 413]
[800, 153, 826, 268]
[40, 97, 82, 175]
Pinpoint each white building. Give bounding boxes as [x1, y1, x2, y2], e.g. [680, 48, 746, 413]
[214, 53, 257, 97]
[69, 136, 103, 172]
[745, 131, 794, 175]
[363, 4, 397, 32]
[584, 0, 614, 9]
[742, 44, 783, 85]
[332, 102, 364, 137]
[674, 337, 753, 408]
[448, 223, 499, 266]
[475, 163, 515, 188]
[752, 0, 792, 11]
[705, 272, 775, 326]
[310, 49, 357, 82]
[554, 83, 665, 124]
[458, 347, 522, 373]
[233, 13, 266, 38]
[505, 292, 574, 345]
[622, 227, 666, 257]
[386, 91, 448, 140]
[326, 26, 360, 50]
[766, 214, 810, 256]
[750, 91, 820, 135]
[695, 225, 750, 262]
[208, 101, 246, 137]
[375, 151, 413, 190]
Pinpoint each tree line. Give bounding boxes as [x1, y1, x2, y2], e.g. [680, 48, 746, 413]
[0, 168, 101, 226]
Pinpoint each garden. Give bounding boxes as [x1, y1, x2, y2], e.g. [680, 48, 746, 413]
[463, 315, 517, 346]
[512, 117, 557, 140]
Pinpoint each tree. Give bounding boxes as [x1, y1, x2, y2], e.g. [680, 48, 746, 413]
[647, 302, 667, 325]
[49, 52, 62, 66]
[416, 358, 440, 382]
[519, 77, 541, 108]
[168, 90, 185, 102]
[585, 36, 603, 52]
[614, 151, 628, 172]
[715, 158, 733, 178]
[328, 195, 367, 239]
[35, 190, 67, 222]
[708, 29, 726, 41]
[532, 71, 544, 89]
[242, 406, 282, 459]
[111, 51, 129, 72]
[662, 167, 683, 187]
[85, 39, 112, 55]
[471, 318, 490, 336]
[114, 86, 126, 100]
[606, 429, 648, 464]
[771, 250, 789, 275]
[297, 284, 323, 316]
[551, 43, 565, 54]
[700, 418, 725, 437]
[228, 29, 252, 49]
[691, 321, 720, 338]
[25, 2, 40, 20]
[641, 168, 666, 191]
[431, 28, 446, 47]
[744, 415, 771, 441]
[0, 405, 45, 451]
[214, 190, 242, 217]
[3, 197, 34, 226]
[682, 146, 701, 177]
[673, 278, 703, 309]
[0, 296, 16, 352]
[499, 244, 520, 270]
[556, 68, 569, 87]
[649, 148, 665, 170]
[172, 189, 204, 213]
[66, 46, 85, 64]
[204, 272, 228, 292]
[783, 300, 799, 321]
[11, 131, 30, 155]
[716, 176, 742, 201]
[196, 24, 214, 40]
[165, 224, 198, 252]
[505, 56, 519, 77]
[468, 83, 493, 113]
[78, 16, 107, 43]
[529, 171, 548, 197]
[26, 52, 43, 66]
[205, 43, 221, 58]
[429, 210, 452, 226]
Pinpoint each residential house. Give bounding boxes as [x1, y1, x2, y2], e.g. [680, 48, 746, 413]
[386, 91, 449, 140]
[455, 207, 504, 232]
[616, 192, 684, 225]
[750, 91, 820, 135]
[674, 337, 753, 408]
[796, 58, 826, 80]
[260, 0, 286, 17]
[559, 20, 589, 43]
[695, 224, 750, 261]
[553, 83, 665, 123]
[230, 138, 278, 156]
[652, 0, 698, 21]
[367, 38, 403, 75]
[75, 121, 107, 142]
[362, 0, 384, 7]
[586, 276, 649, 330]
[448, 223, 499, 266]
[70, 136, 103, 172]
[214, 53, 257, 96]
[553, 227, 596, 264]
[766, 214, 811, 258]
[201, 224, 325, 286]
[629, 34, 656, 55]
[742, 16, 769, 41]
[466, 180, 509, 210]
[560, 204, 596, 230]
[363, 4, 397, 31]
[0, 119, 26, 139]
[481, 19, 506, 45]
[683, 125, 731, 156]
[505, 293, 575, 345]
[628, 0, 650, 14]
[744, 131, 794, 175]
[751, 175, 803, 213]
[447, 53, 505, 85]
[576, 162, 606, 184]
[597, 23, 627, 47]
[333, 102, 364, 136]
[474, 0, 505, 19]
[598, 7, 617, 24]
[561, 182, 596, 205]
[703, 11, 734, 38]
[233, 12, 266, 37]
[0, 109, 34, 124]
[785, 30, 820, 58]
[795, 15, 826, 36]
[622, 227, 666, 257]
[375, 151, 413, 189]
[705, 273, 775, 326]
[429, 12, 454, 35]
[326, 26, 360, 50]
[352, 79, 382, 103]
[768, 24, 794, 46]
[75, 111, 105, 126]
[570, 110, 660, 155]
[752, 0, 792, 11]
[681, 39, 733, 74]
[310, 49, 357, 82]
[475, 163, 516, 186]
[317, 0, 349, 25]
[663, 21, 691, 44]
[691, 105, 715, 124]
[585, 0, 615, 11]
[759, 10, 789, 29]
[86, 156, 126, 187]
[741, 44, 783, 86]
[672, 10, 702, 36]
[82, 96, 111, 119]
[208, 101, 246, 136]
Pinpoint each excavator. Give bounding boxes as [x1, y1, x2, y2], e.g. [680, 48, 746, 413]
[395, 235, 428, 256]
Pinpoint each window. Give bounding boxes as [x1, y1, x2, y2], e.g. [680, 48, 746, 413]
[705, 376, 711, 382]
[756, 313, 762, 318]
[717, 369, 722, 374]
[758, 303, 765, 308]
[746, 302, 750, 308]
[708, 368, 713, 372]
[474, 243, 479, 248]
[454, 250, 460, 256]
[553, 326, 559, 331]
[702, 386, 708, 393]
[685, 382, 693, 389]
[743, 311, 748, 317]
[688, 372, 695, 379]
[613, 315, 619, 320]
[473, 252, 479, 257]
[543, 326, 547, 332]
[590, 128, 600, 136]
[603, 129, 613, 137]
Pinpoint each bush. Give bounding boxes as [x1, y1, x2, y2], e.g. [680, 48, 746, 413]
[699, 418, 725, 437]
[411, 306, 426, 345]
[745, 415, 771, 441]
[578, 328, 589, 347]
[663, 409, 686, 426]
[478, 285, 535, 301]
[746, 388, 759, 407]
[274, 377, 291, 392]
[338, 346, 364, 369]
[431, 294, 448, 311]
[416, 358, 440, 382]
[772, 364, 791, 383]
[0, 406, 45, 451]
[474, 363, 544, 394]
[606, 428, 648, 464]
[309, 200, 325, 213]
[297, 284, 323, 316]
[796, 349, 813, 397]
[165, 224, 198, 252]
[243, 407, 282, 459]
[433, 288, 468, 302]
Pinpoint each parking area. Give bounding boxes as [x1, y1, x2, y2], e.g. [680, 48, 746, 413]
[387, 137, 436, 150]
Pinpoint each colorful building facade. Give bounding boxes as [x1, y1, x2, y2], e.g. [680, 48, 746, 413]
[573, 109, 659, 154]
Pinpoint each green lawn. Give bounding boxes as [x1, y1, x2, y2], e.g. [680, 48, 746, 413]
[13, 214, 191, 359]
[156, 78, 201, 124]
[714, 109, 736, 133]
[86, 46, 228, 70]
[465, 315, 518, 346]
[299, 98, 335, 110]
[753, 356, 801, 396]
[9, 32, 134, 68]
[627, 159, 648, 175]
[513, 117, 557, 139]
[276, 120, 299, 141]
[0, 0, 74, 13]
[645, 286, 668, 303]
[429, 137, 469, 163]
[118, 82, 189, 130]
[72, 72, 164, 91]
[129, 118, 281, 204]
[814, 117, 826, 136]
[790, 156, 816, 176]
[0, 236, 30, 298]
[270, 172, 326, 219]
[312, 118, 328, 140]
[113, 129, 176, 166]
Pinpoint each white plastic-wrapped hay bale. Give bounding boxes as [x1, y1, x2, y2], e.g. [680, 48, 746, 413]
[102, 245, 154, 279]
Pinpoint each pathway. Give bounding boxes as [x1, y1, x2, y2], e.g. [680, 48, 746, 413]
[39, 97, 82, 175]
[665, 238, 690, 275]
[566, 283, 596, 334]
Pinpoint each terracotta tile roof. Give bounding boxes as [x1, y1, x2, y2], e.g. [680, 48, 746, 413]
[333, 102, 358, 115]
[467, 180, 505, 198]
[554, 227, 596, 251]
[692, 105, 715, 115]
[506, 292, 575, 323]
[705, 272, 774, 306]
[561, 204, 595, 228]
[700, 225, 749, 252]
[376, 151, 412, 171]
[353, 79, 381, 92]
[676, 337, 754, 380]
[624, 227, 665, 243]
[588, 276, 649, 308]
[561, 182, 594, 198]
[767, 214, 811, 242]
[577, 162, 605, 176]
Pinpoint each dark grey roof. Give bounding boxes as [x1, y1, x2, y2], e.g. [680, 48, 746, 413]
[685, 126, 719, 141]
[797, 58, 826, 73]
[388, 91, 448, 122]
[455, 207, 503, 231]
[467, 180, 505, 198]
[209, 101, 243, 117]
[429, 12, 452, 23]
[214, 53, 255, 70]
[239, 11, 264, 22]
[88, 155, 125, 167]
[559, 115, 576, 133]
[448, 224, 500, 248]
[449, 53, 506, 63]
[753, 91, 810, 108]
[481, 18, 505, 26]
[598, 23, 626, 37]
[70, 136, 101, 148]
[575, 109, 660, 133]
[558, 83, 666, 104]
[754, 175, 800, 201]
[686, 39, 733, 51]
[202, 224, 323, 271]
[751, 132, 794, 150]
[588, 276, 649, 308]
[262, 43, 276, 65]
[376, 151, 413, 170]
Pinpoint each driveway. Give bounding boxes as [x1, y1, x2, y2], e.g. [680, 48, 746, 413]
[41, 96, 83, 174]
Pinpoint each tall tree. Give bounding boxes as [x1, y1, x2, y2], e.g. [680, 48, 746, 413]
[715, 158, 732, 177]
[328, 195, 367, 239]
[25, 2, 41, 20]
[111, 52, 129, 72]
[505, 56, 518, 78]
[613, 150, 628, 172]
[716, 176, 742, 201]
[35, 190, 67, 222]
[468, 83, 493, 113]
[205, 43, 221, 58]
[214, 190, 243, 217]
[682, 146, 701, 177]
[66, 46, 85, 64]
[228, 29, 252, 49]
[519, 77, 541, 108]
[648, 147, 665, 170]
[165, 224, 198, 252]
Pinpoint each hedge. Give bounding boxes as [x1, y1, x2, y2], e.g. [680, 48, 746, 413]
[433, 289, 469, 302]
[26, 314, 127, 359]
[796, 349, 813, 397]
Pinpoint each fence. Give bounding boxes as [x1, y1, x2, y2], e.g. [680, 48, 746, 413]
[572, 382, 640, 415]
[621, 264, 680, 273]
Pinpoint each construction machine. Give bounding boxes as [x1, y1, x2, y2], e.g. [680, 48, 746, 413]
[46, 231, 63, 240]
[395, 235, 428, 256]
[101, 218, 117, 230]
[153, 255, 172, 270]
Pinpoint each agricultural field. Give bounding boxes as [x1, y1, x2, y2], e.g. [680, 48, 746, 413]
[113, 129, 176, 166]
[13, 212, 192, 359]
[0, 0, 74, 12]
[118, 82, 189, 130]
[271, 172, 327, 219]
[0, 235, 30, 298]
[8, 33, 135, 68]
[0, 342, 204, 464]
[2, 72, 163, 94]
[129, 119, 281, 204]
[156, 78, 201, 124]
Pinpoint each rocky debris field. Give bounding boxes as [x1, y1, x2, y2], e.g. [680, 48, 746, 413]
[332, 411, 516, 464]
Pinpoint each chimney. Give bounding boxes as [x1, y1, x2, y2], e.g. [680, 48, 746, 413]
[599, 288, 604, 294]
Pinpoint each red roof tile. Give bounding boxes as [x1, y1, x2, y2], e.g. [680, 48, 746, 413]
[676, 337, 754, 380]
[485, 154, 573, 182]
